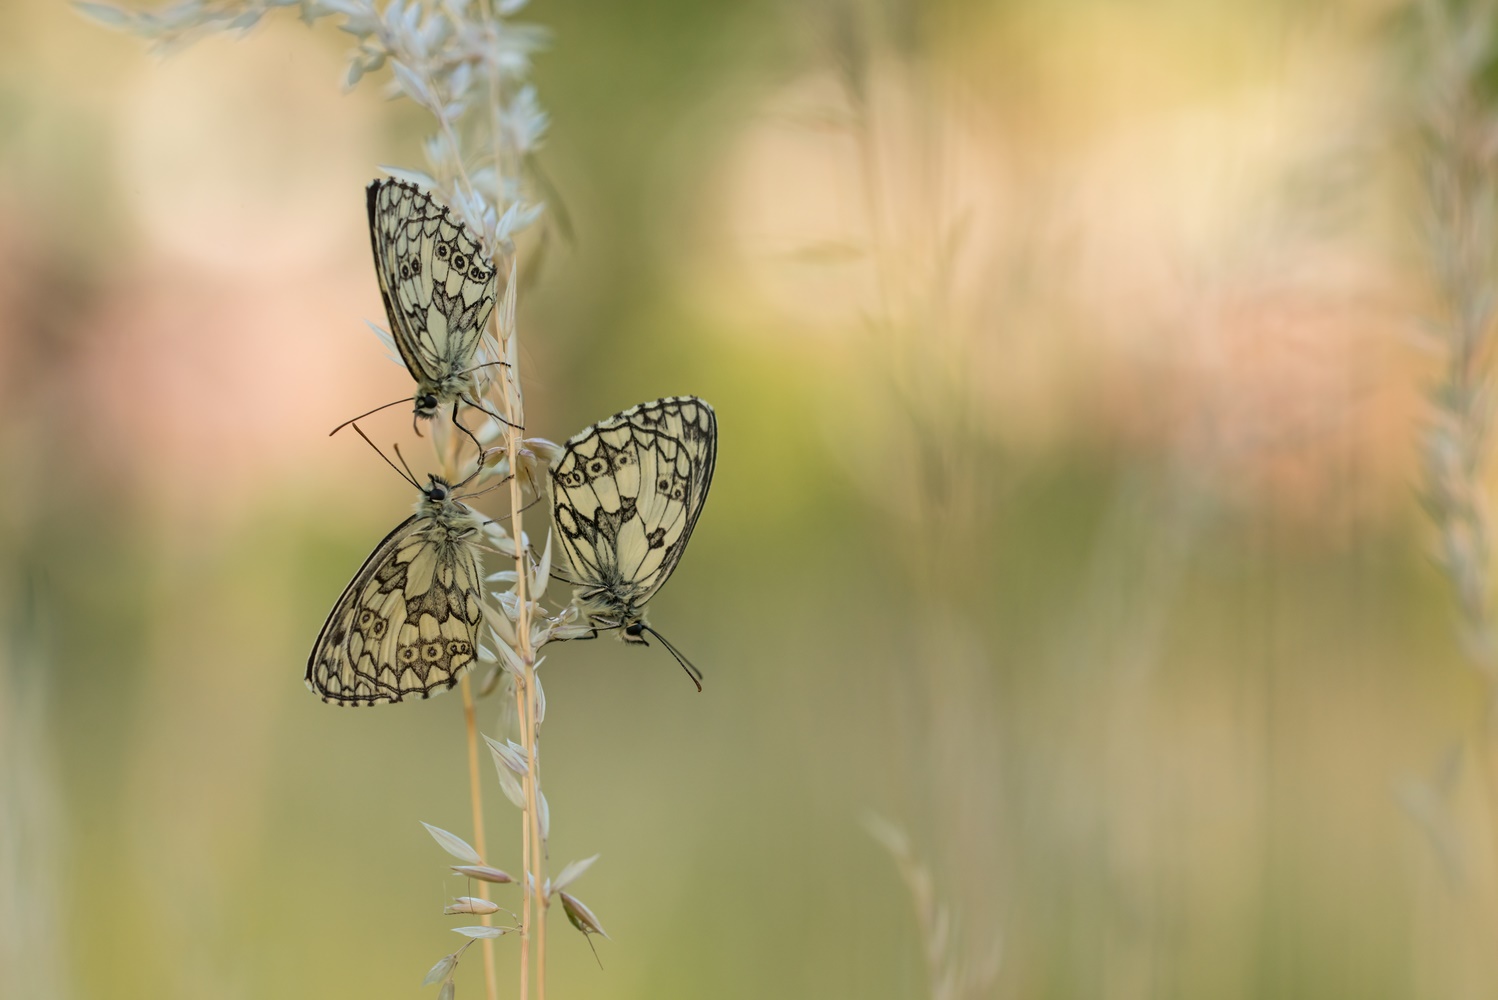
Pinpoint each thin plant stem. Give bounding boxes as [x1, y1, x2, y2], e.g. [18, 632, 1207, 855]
[488, 274, 547, 999]
[851, 85, 896, 337]
[514, 677, 532, 1000]
[516, 449, 547, 1000]
[475, 2, 548, 986]
[460, 674, 500, 1000]
[530, 659, 547, 1000]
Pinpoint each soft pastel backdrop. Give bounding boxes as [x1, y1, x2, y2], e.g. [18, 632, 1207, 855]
[0, 1, 1485, 998]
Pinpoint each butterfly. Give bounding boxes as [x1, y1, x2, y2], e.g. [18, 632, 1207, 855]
[550, 396, 717, 689]
[333, 178, 510, 443]
[306, 468, 487, 706]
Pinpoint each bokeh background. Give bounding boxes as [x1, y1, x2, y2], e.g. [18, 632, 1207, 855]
[4, 0, 1496, 997]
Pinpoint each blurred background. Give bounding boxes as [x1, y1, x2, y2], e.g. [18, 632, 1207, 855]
[3, 0, 1495, 997]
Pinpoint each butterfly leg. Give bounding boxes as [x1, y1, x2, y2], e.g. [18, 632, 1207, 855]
[460, 360, 512, 378]
[556, 618, 620, 643]
[451, 400, 488, 464]
[550, 629, 601, 643]
[460, 393, 524, 432]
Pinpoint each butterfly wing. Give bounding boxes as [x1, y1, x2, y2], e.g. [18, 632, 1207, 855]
[367, 179, 498, 390]
[307, 507, 486, 706]
[550, 396, 717, 609]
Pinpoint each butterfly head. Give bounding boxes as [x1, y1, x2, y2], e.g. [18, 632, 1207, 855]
[414, 371, 476, 421]
[414, 391, 441, 419]
[423, 475, 453, 503]
[614, 618, 704, 691]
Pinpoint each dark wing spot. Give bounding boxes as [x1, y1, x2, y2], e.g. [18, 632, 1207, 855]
[587, 458, 609, 477]
[647, 527, 666, 549]
[436, 244, 450, 259]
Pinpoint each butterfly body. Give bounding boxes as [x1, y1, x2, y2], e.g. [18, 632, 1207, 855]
[572, 581, 657, 642]
[307, 476, 486, 706]
[366, 179, 499, 425]
[550, 396, 716, 679]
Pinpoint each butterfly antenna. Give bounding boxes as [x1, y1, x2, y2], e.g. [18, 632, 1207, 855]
[391, 442, 422, 488]
[641, 625, 703, 692]
[329, 396, 416, 437]
[351, 423, 421, 489]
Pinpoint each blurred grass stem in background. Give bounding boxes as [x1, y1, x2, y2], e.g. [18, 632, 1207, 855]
[1409, 0, 1498, 990]
[821, 2, 1003, 992]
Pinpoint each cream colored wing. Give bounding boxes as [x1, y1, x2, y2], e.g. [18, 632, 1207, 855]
[307, 512, 485, 706]
[367, 179, 497, 389]
[550, 396, 716, 606]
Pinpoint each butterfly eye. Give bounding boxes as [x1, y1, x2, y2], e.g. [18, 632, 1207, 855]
[624, 622, 645, 637]
[418, 393, 439, 411]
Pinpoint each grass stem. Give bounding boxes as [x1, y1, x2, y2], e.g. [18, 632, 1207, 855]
[460, 675, 500, 1000]
[488, 270, 547, 999]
